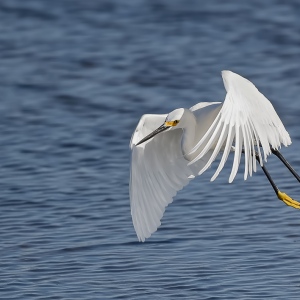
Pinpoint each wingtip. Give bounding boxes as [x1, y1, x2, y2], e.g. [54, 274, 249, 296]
[221, 70, 233, 79]
[221, 69, 231, 75]
[221, 70, 234, 92]
[138, 236, 145, 242]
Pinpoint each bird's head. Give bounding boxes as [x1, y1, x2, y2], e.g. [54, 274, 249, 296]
[136, 108, 185, 146]
[164, 108, 184, 128]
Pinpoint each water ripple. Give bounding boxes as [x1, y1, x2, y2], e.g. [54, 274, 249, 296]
[0, 0, 300, 299]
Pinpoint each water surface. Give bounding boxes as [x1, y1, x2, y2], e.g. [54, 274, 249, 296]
[0, 1, 300, 299]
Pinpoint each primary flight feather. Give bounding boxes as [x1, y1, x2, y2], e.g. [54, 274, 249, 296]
[130, 70, 297, 242]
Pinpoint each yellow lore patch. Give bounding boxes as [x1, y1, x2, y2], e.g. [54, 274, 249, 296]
[165, 120, 179, 127]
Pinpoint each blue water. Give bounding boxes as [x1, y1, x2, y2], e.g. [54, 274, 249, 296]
[1, 0, 300, 299]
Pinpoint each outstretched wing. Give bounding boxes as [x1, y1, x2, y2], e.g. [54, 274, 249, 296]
[189, 70, 291, 182]
[130, 114, 192, 241]
[130, 114, 211, 241]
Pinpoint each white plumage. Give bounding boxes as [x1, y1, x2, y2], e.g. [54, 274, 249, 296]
[130, 70, 291, 242]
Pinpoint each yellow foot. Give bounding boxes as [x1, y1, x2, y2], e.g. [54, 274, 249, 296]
[277, 191, 300, 209]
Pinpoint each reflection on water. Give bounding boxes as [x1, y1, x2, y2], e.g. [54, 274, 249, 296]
[0, 0, 300, 299]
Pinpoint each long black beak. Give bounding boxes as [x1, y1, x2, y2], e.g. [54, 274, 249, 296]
[136, 124, 168, 146]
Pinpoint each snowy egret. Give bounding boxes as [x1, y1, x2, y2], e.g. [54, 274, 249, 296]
[130, 70, 300, 242]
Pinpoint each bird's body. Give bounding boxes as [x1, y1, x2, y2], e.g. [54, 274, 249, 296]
[130, 71, 299, 242]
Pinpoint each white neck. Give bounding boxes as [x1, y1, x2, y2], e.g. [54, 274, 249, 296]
[181, 110, 197, 158]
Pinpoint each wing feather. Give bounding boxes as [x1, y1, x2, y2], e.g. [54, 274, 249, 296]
[189, 70, 291, 182]
[130, 115, 196, 241]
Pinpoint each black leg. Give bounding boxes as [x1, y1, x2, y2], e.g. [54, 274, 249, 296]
[271, 148, 300, 183]
[253, 152, 300, 209]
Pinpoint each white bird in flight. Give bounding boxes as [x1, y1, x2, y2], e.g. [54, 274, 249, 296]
[130, 70, 300, 242]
